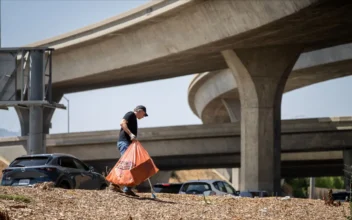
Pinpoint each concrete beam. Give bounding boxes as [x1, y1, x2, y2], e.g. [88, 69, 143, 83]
[85, 151, 344, 178]
[41, 129, 352, 161]
[1, 118, 351, 160]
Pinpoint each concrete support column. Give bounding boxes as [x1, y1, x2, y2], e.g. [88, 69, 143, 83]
[343, 150, 352, 192]
[221, 46, 302, 194]
[15, 92, 62, 152]
[309, 177, 315, 199]
[231, 167, 240, 190]
[221, 99, 241, 122]
[15, 108, 30, 136]
[28, 50, 45, 154]
[15, 103, 60, 136]
[222, 98, 241, 189]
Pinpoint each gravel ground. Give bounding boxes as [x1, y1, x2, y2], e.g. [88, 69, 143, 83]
[0, 185, 350, 220]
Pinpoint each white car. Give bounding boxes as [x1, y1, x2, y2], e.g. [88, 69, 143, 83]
[178, 179, 239, 196]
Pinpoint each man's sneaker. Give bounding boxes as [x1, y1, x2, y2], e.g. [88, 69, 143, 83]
[109, 184, 123, 193]
[124, 190, 139, 197]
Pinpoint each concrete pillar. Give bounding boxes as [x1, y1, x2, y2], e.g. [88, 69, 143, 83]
[28, 50, 45, 154]
[15, 93, 62, 152]
[221, 98, 241, 122]
[221, 98, 241, 189]
[231, 167, 240, 190]
[15, 108, 30, 136]
[309, 177, 315, 199]
[15, 104, 60, 136]
[343, 150, 352, 192]
[221, 46, 302, 194]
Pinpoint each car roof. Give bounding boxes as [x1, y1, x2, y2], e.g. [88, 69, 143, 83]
[16, 153, 78, 159]
[333, 191, 350, 194]
[182, 179, 225, 184]
[154, 182, 183, 185]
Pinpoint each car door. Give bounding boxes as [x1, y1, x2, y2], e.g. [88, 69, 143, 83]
[72, 158, 98, 189]
[58, 157, 81, 188]
[213, 181, 228, 195]
[222, 181, 237, 195]
[58, 157, 93, 189]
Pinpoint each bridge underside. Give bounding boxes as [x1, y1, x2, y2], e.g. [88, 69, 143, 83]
[44, 0, 352, 93]
[84, 154, 343, 178]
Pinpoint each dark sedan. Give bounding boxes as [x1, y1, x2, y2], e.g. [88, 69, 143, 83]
[1, 153, 108, 190]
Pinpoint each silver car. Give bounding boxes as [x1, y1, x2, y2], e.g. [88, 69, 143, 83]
[178, 179, 239, 196]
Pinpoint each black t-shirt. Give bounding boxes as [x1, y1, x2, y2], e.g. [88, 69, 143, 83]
[118, 111, 137, 142]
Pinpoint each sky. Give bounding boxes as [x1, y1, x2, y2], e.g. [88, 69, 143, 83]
[0, 0, 352, 134]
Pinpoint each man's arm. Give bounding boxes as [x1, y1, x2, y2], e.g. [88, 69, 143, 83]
[120, 119, 132, 136]
[120, 112, 136, 140]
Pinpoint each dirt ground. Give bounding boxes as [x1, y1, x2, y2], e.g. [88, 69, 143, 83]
[0, 185, 350, 220]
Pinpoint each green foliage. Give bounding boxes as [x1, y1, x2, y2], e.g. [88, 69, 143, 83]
[285, 177, 309, 198]
[0, 194, 31, 203]
[285, 176, 345, 198]
[315, 176, 345, 189]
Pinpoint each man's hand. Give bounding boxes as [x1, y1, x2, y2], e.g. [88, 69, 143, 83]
[130, 133, 137, 141]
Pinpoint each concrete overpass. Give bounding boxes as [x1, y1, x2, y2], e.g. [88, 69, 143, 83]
[2, 0, 352, 193]
[20, 0, 352, 94]
[188, 43, 352, 123]
[187, 42, 352, 188]
[1, 117, 351, 177]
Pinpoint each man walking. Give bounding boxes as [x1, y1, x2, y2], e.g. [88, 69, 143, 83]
[111, 105, 148, 196]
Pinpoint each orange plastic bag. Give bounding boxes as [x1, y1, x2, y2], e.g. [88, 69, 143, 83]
[106, 140, 159, 187]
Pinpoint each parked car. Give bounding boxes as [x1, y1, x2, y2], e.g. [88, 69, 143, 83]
[332, 191, 351, 202]
[239, 190, 269, 198]
[153, 183, 183, 194]
[1, 153, 108, 190]
[178, 180, 240, 196]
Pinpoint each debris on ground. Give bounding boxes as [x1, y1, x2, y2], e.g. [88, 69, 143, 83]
[281, 196, 291, 201]
[324, 189, 342, 207]
[0, 186, 350, 220]
[32, 182, 55, 191]
[0, 160, 8, 180]
[0, 209, 10, 220]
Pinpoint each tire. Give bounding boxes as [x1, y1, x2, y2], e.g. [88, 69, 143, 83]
[58, 181, 70, 189]
[100, 184, 108, 190]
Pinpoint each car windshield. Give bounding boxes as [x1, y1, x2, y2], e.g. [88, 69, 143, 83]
[181, 182, 211, 194]
[333, 192, 350, 201]
[153, 184, 182, 193]
[250, 191, 269, 197]
[10, 156, 50, 167]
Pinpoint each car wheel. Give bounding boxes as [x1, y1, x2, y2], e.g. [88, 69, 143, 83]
[100, 184, 108, 190]
[58, 181, 71, 189]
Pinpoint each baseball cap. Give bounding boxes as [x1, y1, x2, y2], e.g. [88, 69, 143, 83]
[135, 105, 148, 116]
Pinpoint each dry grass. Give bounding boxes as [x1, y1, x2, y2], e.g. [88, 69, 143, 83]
[0, 194, 31, 203]
[0, 186, 350, 220]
